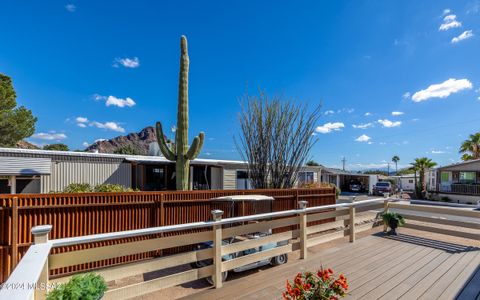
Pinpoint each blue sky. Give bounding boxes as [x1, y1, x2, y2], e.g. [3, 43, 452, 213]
[1, 1, 480, 170]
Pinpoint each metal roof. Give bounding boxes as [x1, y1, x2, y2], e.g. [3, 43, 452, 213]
[437, 158, 480, 170]
[321, 167, 371, 176]
[0, 147, 247, 166]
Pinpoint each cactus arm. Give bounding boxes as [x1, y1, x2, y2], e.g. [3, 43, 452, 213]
[155, 122, 176, 161]
[186, 132, 205, 160]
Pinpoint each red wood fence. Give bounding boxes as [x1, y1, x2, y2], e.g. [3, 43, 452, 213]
[0, 188, 335, 283]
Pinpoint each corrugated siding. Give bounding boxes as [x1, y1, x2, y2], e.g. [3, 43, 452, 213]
[223, 168, 237, 190]
[49, 161, 131, 192]
[0, 157, 51, 175]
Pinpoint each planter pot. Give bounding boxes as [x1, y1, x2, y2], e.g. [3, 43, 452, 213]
[388, 218, 399, 235]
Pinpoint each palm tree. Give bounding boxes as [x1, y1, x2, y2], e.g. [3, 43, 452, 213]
[392, 155, 400, 175]
[460, 132, 480, 160]
[410, 157, 437, 199]
[461, 153, 473, 161]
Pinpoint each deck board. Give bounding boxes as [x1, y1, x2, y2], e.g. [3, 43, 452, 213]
[178, 233, 480, 300]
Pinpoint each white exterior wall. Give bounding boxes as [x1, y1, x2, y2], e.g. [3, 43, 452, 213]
[44, 161, 131, 192]
[399, 177, 415, 191]
[223, 168, 237, 190]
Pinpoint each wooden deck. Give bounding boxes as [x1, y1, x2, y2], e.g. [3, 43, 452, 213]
[181, 233, 480, 300]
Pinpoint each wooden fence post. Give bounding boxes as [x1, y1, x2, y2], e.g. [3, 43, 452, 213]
[349, 197, 356, 243]
[11, 197, 18, 271]
[32, 225, 52, 300]
[298, 200, 308, 259]
[211, 209, 223, 289]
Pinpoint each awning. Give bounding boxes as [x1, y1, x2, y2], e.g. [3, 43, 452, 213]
[0, 157, 51, 175]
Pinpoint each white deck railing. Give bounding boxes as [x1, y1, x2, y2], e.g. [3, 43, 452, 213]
[1, 197, 478, 300]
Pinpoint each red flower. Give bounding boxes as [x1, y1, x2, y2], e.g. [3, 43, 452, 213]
[294, 288, 301, 296]
[328, 268, 334, 274]
[304, 283, 311, 290]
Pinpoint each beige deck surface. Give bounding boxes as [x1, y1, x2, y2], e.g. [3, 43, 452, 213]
[178, 233, 480, 300]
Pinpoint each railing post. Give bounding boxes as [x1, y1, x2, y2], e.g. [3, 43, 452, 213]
[298, 200, 308, 259]
[349, 196, 356, 243]
[383, 196, 389, 232]
[32, 225, 52, 300]
[211, 210, 223, 289]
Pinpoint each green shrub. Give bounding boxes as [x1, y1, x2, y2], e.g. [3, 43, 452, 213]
[63, 183, 93, 193]
[61, 183, 137, 193]
[46, 273, 107, 300]
[93, 184, 134, 193]
[381, 212, 405, 227]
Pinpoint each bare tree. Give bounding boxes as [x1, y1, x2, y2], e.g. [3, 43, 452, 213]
[236, 91, 321, 189]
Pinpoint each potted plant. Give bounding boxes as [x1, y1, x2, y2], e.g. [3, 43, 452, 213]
[381, 212, 405, 235]
[46, 273, 107, 300]
[282, 267, 348, 299]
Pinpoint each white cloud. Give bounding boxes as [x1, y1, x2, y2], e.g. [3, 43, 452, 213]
[439, 14, 461, 31]
[451, 30, 474, 43]
[355, 134, 371, 142]
[315, 122, 345, 134]
[76, 116, 126, 133]
[65, 4, 76, 12]
[82, 142, 90, 147]
[106, 96, 136, 107]
[90, 121, 125, 133]
[391, 111, 404, 116]
[431, 150, 445, 154]
[324, 110, 335, 115]
[32, 132, 67, 140]
[378, 119, 402, 128]
[95, 139, 107, 143]
[402, 92, 411, 100]
[94, 94, 136, 108]
[412, 78, 473, 102]
[113, 57, 140, 68]
[364, 112, 372, 116]
[352, 122, 373, 129]
[443, 8, 451, 15]
[76, 117, 88, 123]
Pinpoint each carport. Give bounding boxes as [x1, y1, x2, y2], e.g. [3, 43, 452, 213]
[320, 167, 378, 194]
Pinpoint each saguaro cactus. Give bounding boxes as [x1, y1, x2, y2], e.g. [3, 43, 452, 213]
[156, 35, 205, 190]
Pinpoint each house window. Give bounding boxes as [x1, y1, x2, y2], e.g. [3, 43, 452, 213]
[459, 172, 475, 184]
[298, 171, 314, 185]
[408, 180, 413, 184]
[236, 171, 252, 190]
[440, 172, 451, 183]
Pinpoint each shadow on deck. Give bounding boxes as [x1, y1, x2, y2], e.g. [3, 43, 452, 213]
[179, 233, 480, 300]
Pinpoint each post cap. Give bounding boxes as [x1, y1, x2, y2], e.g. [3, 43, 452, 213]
[211, 209, 224, 221]
[298, 200, 308, 210]
[31, 225, 52, 236]
[383, 193, 390, 198]
[350, 196, 356, 202]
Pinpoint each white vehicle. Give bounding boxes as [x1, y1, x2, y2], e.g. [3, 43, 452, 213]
[191, 195, 289, 284]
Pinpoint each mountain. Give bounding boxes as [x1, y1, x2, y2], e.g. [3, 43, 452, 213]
[85, 126, 158, 155]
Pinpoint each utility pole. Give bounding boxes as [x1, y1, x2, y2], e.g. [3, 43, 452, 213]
[387, 163, 390, 176]
[341, 157, 346, 171]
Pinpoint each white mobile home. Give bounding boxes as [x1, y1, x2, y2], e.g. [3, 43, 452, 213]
[0, 148, 322, 194]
